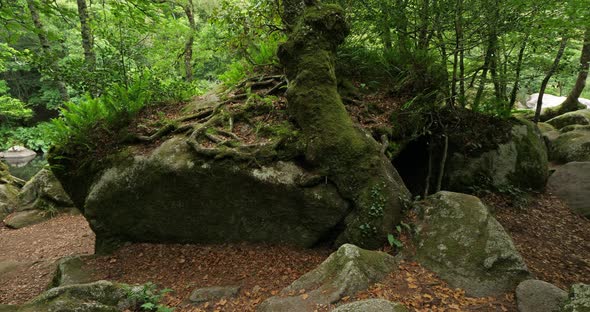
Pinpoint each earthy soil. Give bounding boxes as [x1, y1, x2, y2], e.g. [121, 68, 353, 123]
[0, 215, 95, 304]
[0, 192, 588, 311]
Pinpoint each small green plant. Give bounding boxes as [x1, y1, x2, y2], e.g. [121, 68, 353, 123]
[387, 221, 412, 249]
[368, 183, 386, 218]
[124, 282, 174, 312]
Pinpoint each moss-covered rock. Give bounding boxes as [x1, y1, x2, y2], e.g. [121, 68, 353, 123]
[63, 136, 350, 253]
[414, 191, 530, 297]
[546, 109, 590, 130]
[17, 168, 74, 213]
[16, 280, 129, 312]
[0, 162, 19, 220]
[561, 283, 590, 312]
[3, 210, 51, 229]
[258, 244, 398, 311]
[551, 129, 590, 163]
[445, 118, 548, 192]
[50, 256, 96, 288]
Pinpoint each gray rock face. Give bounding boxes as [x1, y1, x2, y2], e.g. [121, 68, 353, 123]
[0, 146, 36, 159]
[333, 299, 408, 312]
[516, 280, 567, 312]
[18, 168, 74, 212]
[414, 191, 530, 297]
[547, 162, 590, 217]
[189, 285, 240, 303]
[562, 283, 590, 312]
[65, 136, 352, 253]
[446, 118, 548, 192]
[258, 244, 398, 312]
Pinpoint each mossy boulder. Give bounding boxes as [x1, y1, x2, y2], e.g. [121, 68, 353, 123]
[550, 128, 590, 163]
[445, 118, 548, 192]
[258, 244, 398, 311]
[561, 283, 590, 312]
[50, 256, 96, 288]
[0, 162, 19, 219]
[15, 280, 130, 312]
[55, 136, 352, 253]
[414, 191, 530, 297]
[3, 210, 52, 229]
[516, 280, 567, 312]
[546, 109, 590, 130]
[17, 168, 74, 212]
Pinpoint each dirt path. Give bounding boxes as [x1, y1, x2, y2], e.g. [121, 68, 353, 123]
[0, 192, 588, 311]
[0, 214, 95, 304]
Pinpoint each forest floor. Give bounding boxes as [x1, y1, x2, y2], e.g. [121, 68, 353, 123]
[0, 193, 589, 311]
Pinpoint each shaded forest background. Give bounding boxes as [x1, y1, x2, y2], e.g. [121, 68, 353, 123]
[0, 0, 588, 152]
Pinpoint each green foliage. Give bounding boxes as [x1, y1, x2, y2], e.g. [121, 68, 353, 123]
[0, 122, 57, 152]
[124, 282, 174, 312]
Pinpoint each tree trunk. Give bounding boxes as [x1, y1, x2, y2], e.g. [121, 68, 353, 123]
[76, 0, 96, 71]
[182, 0, 195, 82]
[508, 34, 529, 109]
[534, 36, 568, 123]
[279, 0, 409, 248]
[561, 27, 590, 112]
[26, 0, 69, 102]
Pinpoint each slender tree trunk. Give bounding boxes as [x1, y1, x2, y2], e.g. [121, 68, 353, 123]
[418, 0, 430, 50]
[508, 34, 529, 109]
[182, 0, 196, 82]
[380, 2, 393, 53]
[76, 0, 96, 71]
[473, 43, 493, 109]
[561, 27, 590, 112]
[279, 0, 409, 248]
[26, 0, 69, 102]
[534, 37, 568, 123]
[451, 0, 463, 106]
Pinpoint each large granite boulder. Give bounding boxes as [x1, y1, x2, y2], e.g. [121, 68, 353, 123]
[516, 280, 567, 312]
[414, 191, 530, 297]
[561, 283, 590, 312]
[52, 136, 357, 253]
[446, 118, 548, 192]
[547, 162, 590, 217]
[258, 244, 398, 311]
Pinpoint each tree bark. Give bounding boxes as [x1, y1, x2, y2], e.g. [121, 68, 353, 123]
[534, 36, 568, 123]
[279, 0, 409, 248]
[76, 0, 96, 71]
[561, 27, 590, 112]
[508, 34, 529, 109]
[182, 0, 196, 82]
[26, 0, 69, 102]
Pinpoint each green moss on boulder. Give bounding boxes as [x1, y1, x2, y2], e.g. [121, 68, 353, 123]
[551, 129, 590, 163]
[414, 191, 530, 297]
[561, 284, 590, 312]
[546, 109, 590, 130]
[446, 118, 548, 192]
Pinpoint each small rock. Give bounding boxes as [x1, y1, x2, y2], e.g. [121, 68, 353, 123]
[333, 299, 408, 312]
[516, 280, 567, 312]
[3, 210, 51, 229]
[189, 285, 240, 303]
[50, 256, 96, 288]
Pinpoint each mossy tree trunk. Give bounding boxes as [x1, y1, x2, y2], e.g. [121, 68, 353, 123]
[561, 27, 590, 113]
[279, 1, 409, 248]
